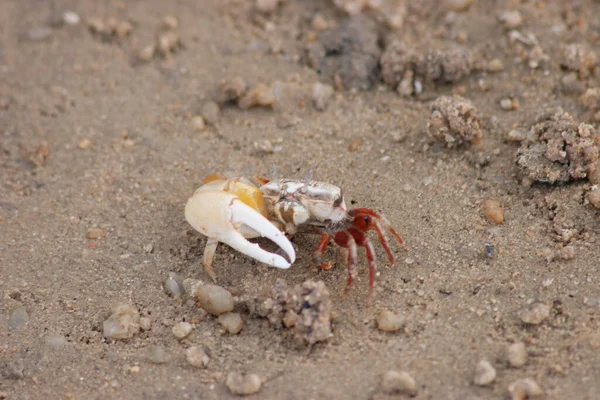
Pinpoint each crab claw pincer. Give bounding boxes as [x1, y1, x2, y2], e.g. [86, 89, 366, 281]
[185, 182, 295, 278]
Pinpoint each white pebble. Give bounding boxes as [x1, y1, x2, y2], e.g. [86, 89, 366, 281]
[172, 322, 192, 339]
[218, 312, 244, 334]
[312, 82, 334, 111]
[518, 301, 550, 325]
[473, 360, 496, 386]
[376, 310, 405, 332]
[226, 372, 262, 396]
[103, 304, 140, 340]
[193, 283, 234, 316]
[186, 346, 210, 368]
[191, 116, 205, 132]
[381, 370, 417, 395]
[508, 378, 543, 399]
[507, 342, 527, 368]
[63, 11, 80, 25]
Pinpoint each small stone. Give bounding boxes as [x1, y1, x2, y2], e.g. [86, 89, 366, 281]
[218, 312, 243, 334]
[63, 11, 80, 25]
[8, 308, 29, 331]
[158, 31, 180, 55]
[217, 76, 247, 103]
[45, 335, 66, 350]
[312, 82, 334, 111]
[311, 14, 329, 32]
[138, 44, 156, 62]
[376, 310, 405, 332]
[201, 101, 220, 125]
[140, 317, 152, 331]
[190, 116, 206, 132]
[115, 21, 132, 38]
[487, 58, 505, 72]
[147, 345, 168, 364]
[172, 321, 192, 339]
[507, 342, 527, 368]
[507, 128, 527, 142]
[164, 273, 185, 298]
[193, 283, 234, 316]
[473, 360, 496, 386]
[238, 83, 275, 109]
[87, 228, 105, 239]
[103, 304, 140, 339]
[88, 17, 106, 34]
[381, 370, 417, 395]
[163, 16, 179, 30]
[143, 243, 154, 253]
[558, 245, 575, 260]
[256, 0, 278, 13]
[445, 0, 475, 12]
[518, 301, 550, 325]
[186, 346, 210, 368]
[27, 26, 53, 41]
[500, 97, 519, 110]
[78, 139, 91, 149]
[588, 189, 600, 209]
[225, 372, 262, 396]
[482, 199, 504, 224]
[498, 10, 523, 29]
[508, 378, 543, 399]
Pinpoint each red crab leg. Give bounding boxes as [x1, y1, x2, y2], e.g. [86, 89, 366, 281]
[314, 233, 332, 270]
[363, 239, 377, 299]
[343, 234, 358, 295]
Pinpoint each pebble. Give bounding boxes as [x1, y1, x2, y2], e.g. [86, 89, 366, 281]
[500, 97, 519, 110]
[482, 199, 504, 224]
[238, 84, 275, 109]
[498, 10, 523, 29]
[445, 0, 475, 12]
[190, 116, 206, 132]
[473, 360, 496, 386]
[88, 17, 106, 34]
[201, 101, 220, 125]
[27, 26, 53, 41]
[164, 272, 185, 298]
[312, 82, 334, 111]
[163, 16, 179, 30]
[558, 245, 575, 260]
[507, 128, 527, 142]
[218, 312, 244, 334]
[103, 304, 140, 339]
[518, 301, 550, 325]
[588, 189, 600, 209]
[172, 322, 192, 339]
[158, 31, 180, 55]
[376, 310, 405, 332]
[8, 307, 29, 330]
[507, 342, 527, 368]
[381, 370, 417, 395]
[143, 243, 154, 253]
[63, 11, 80, 26]
[45, 335, 66, 350]
[487, 58, 505, 72]
[193, 283, 234, 316]
[87, 228, 105, 239]
[508, 378, 543, 399]
[256, 0, 278, 13]
[218, 76, 248, 103]
[186, 346, 210, 368]
[115, 21, 132, 38]
[138, 44, 156, 62]
[225, 372, 262, 396]
[140, 317, 152, 331]
[147, 345, 168, 364]
[311, 13, 329, 32]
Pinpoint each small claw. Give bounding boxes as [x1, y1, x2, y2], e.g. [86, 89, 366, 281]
[227, 199, 296, 268]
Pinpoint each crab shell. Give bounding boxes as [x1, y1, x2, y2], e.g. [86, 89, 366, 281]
[260, 179, 348, 234]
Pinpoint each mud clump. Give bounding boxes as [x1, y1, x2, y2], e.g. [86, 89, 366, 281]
[559, 43, 597, 79]
[426, 95, 482, 148]
[305, 17, 380, 90]
[381, 41, 473, 95]
[250, 279, 332, 345]
[516, 111, 600, 186]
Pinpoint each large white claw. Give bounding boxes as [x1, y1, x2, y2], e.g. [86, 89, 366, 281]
[227, 199, 295, 268]
[185, 189, 295, 269]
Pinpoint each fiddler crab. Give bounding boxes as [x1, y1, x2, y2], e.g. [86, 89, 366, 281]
[184, 174, 403, 297]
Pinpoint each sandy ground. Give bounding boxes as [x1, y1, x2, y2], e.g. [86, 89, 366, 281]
[2, 0, 600, 399]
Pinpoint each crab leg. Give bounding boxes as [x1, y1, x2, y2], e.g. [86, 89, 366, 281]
[363, 239, 377, 299]
[314, 232, 332, 269]
[203, 238, 219, 280]
[344, 234, 358, 295]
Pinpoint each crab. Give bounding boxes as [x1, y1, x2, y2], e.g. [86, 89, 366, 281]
[184, 175, 403, 296]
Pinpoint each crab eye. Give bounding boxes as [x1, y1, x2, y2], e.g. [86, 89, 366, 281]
[333, 195, 343, 208]
[364, 216, 370, 228]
